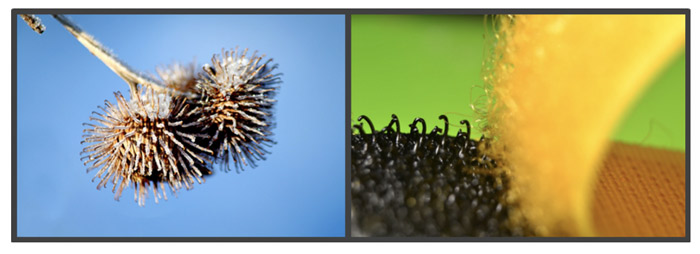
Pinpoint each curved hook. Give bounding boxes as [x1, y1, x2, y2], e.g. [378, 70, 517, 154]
[387, 114, 400, 133]
[430, 126, 442, 136]
[460, 119, 471, 140]
[353, 124, 365, 135]
[357, 115, 375, 134]
[439, 115, 449, 137]
[410, 117, 426, 135]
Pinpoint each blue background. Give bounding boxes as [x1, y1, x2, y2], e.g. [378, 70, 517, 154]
[16, 15, 345, 237]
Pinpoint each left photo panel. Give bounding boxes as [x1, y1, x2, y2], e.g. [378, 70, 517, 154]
[15, 14, 346, 237]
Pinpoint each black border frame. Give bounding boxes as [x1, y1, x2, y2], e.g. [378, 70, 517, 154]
[11, 8, 690, 242]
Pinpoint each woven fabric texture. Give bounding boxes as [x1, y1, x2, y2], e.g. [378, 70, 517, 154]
[592, 142, 686, 237]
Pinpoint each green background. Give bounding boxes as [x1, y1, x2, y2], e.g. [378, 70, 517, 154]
[351, 15, 686, 151]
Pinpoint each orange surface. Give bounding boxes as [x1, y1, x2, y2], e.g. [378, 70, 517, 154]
[593, 142, 686, 237]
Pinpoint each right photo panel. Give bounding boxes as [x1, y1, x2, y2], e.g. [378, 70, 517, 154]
[350, 14, 686, 237]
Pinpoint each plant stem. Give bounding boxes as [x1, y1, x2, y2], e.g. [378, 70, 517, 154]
[20, 14, 45, 34]
[51, 14, 196, 98]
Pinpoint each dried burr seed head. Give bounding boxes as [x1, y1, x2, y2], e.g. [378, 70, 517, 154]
[195, 49, 280, 171]
[81, 90, 214, 206]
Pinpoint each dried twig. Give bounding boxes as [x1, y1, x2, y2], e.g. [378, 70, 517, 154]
[20, 14, 45, 34]
[51, 14, 197, 98]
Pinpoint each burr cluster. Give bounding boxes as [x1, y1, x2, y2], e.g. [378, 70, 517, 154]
[80, 49, 280, 205]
